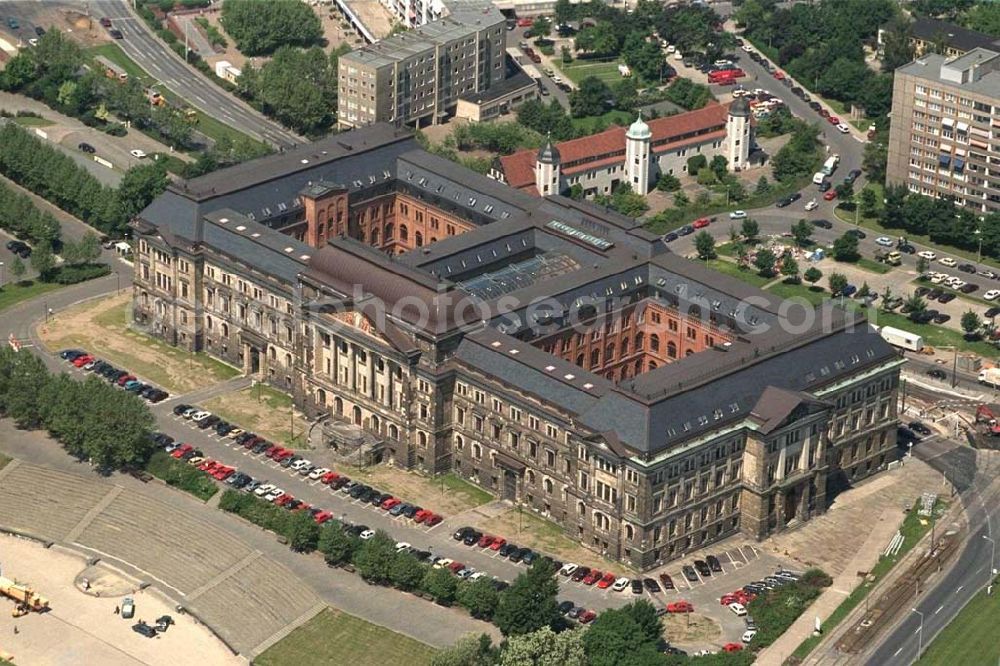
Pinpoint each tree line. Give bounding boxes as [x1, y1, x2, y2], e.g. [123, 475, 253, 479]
[0, 348, 155, 470]
[0, 180, 61, 249]
[221, 0, 324, 56]
[0, 123, 167, 237]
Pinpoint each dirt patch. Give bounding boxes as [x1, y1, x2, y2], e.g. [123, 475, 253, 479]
[38, 293, 239, 395]
[338, 467, 492, 517]
[459, 504, 632, 576]
[13, 3, 113, 49]
[202, 385, 311, 449]
[663, 612, 723, 646]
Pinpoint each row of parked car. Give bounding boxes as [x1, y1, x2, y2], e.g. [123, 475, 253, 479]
[60, 350, 169, 403]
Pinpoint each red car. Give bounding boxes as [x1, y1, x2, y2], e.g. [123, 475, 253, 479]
[425, 514, 443, 527]
[489, 537, 506, 551]
[294, 502, 311, 512]
[321, 471, 340, 484]
[100, 17, 112, 27]
[579, 610, 597, 624]
[596, 572, 617, 589]
[667, 601, 694, 613]
[823, 190, 837, 201]
[774, 70, 785, 80]
[198, 460, 217, 472]
[314, 510, 333, 524]
[721, 593, 741, 606]
[274, 494, 294, 506]
[448, 561, 465, 574]
[692, 217, 711, 229]
[170, 444, 192, 459]
[413, 509, 432, 524]
[117, 374, 136, 386]
[723, 643, 743, 653]
[828, 115, 840, 125]
[516, 17, 532, 26]
[214, 468, 234, 481]
[819, 108, 830, 118]
[478, 534, 495, 548]
[274, 450, 294, 462]
[72, 355, 94, 367]
[582, 569, 603, 585]
[266, 446, 285, 459]
[243, 436, 263, 449]
[381, 497, 401, 511]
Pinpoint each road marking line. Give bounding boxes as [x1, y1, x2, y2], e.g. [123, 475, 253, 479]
[935, 605, 944, 614]
[894, 647, 903, 657]
[957, 585, 964, 592]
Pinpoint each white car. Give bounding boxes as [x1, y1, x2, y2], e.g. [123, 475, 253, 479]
[308, 467, 330, 480]
[742, 629, 758, 643]
[948, 278, 966, 289]
[938, 257, 958, 267]
[612, 577, 631, 592]
[469, 571, 487, 581]
[434, 558, 453, 570]
[254, 483, 275, 497]
[674, 51, 683, 61]
[227, 427, 245, 439]
[804, 200, 818, 211]
[876, 236, 894, 247]
[264, 488, 284, 501]
[985, 289, 1000, 300]
[836, 123, 850, 134]
[742, 45, 755, 53]
[666, 45, 676, 54]
[359, 529, 375, 540]
[395, 541, 411, 552]
[728, 602, 748, 616]
[729, 210, 747, 219]
[560, 563, 578, 577]
[130, 149, 147, 159]
[190, 410, 211, 421]
[930, 273, 947, 284]
[290, 459, 312, 471]
[918, 250, 937, 260]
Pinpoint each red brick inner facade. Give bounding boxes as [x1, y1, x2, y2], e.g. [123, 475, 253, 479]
[534, 301, 734, 382]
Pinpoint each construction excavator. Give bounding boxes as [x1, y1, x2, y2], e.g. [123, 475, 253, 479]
[0, 574, 49, 617]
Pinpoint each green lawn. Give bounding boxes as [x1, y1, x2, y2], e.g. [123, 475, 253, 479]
[13, 115, 54, 127]
[767, 281, 828, 305]
[702, 258, 773, 287]
[0, 280, 64, 313]
[792, 501, 946, 661]
[0, 452, 10, 470]
[255, 608, 437, 666]
[559, 57, 627, 86]
[438, 472, 494, 505]
[919, 584, 1000, 665]
[571, 109, 633, 134]
[912, 278, 996, 309]
[855, 257, 893, 275]
[863, 305, 997, 355]
[87, 44, 268, 153]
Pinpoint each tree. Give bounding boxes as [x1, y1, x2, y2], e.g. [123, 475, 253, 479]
[570, 76, 612, 118]
[835, 181, 855, 201]
[657, 173, 681, 192]
[458, 577, 500, 620]
[673, 190, 690, 207]
[734, 242, 749, 267]
[754, 248, 777, 277]
[832, 233, 860, 262]
[501, 626, 586, 666]
[422, 567, 458, 605]
[431, 634, 494, 666]
[961, 310, 983, 338]
[755, 176, 772, 195]
[531, 16, 552, 40]
[554, 0, 574, 24]
[694, 231, 716, 260]
[741, 218, 760, 243]
[8, 256, 25, 284]
[494, 558, 560, 636]
[696, 166, 717, 186]
[881, 16, 915, 72]
[583, 602, 662, 666]
[710, 154, 729, 180]
[781, 254, 800, 282]
[221, 0, 323, 55]
[568, 183, 584, 200]
[612, 77, 638, 112]
[242, 46, 342, 134]
[859, 188, 878, 219]
[857, 282, 871, 301]
[352, 531, 397, 584]
[390, 551, 426, 591]
[791, 219, 813, 247]
[686, 154, 708, 174]
[287, 509, 320, 552]
[905, 292, 928, 318]
[117, 163, 169, 226]
[828, 272, 849, 296]
[318, 524, 359, 566]
[916, 255, 930, 275]
[804, 266, 823, 286]
[30, 242, 54, 278]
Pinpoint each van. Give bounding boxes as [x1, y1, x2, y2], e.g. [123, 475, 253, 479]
[812, 172, 826, 185]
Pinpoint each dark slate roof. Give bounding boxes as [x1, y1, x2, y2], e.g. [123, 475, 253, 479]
[749, 387, 830, 435]
[459, 70, 537, 104]
[910, 17, 1000, 52]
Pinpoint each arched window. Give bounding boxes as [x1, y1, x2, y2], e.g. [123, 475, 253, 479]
[384, 223, 394, 240]
[371, 415, 380, 433]
[634, 358, 642, 374]
[269, 347, 277, 360]
[221, 323, 229, 338]
[389, 424, 399, 440]
[285, 353, 292, 367]
[667, 341, 677, 358]
[620, 338, 629, 356]
[455, 435, 464, 450]
[686, 349, 694, 357]
[605, 343, 614, 361]
[576, 353, 585, 366]
[648, 361, 657, 370]
[650, 334, 660, 352]
[590, 349, 600, 367]
[316, 388, 327, 406]
[594, 511, 609, 531]
[415, 232, 423, 247]
[635, 332, 644, 349]
[334, 397, 343, 415]
[206, 315, 213, 330]
[430, 237, 437, 243]
[371, 226, 380, 245]
[418, 431, 427, 447]
[399, 225, 409, 242]
[544, 478, 553, 494]
[472, 442, 482, 459]
[527, 470, 536, 485]
[577, 501, 585, 515]
[625, 524, 635, 540]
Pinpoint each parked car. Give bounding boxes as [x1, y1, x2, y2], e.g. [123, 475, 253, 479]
[121, 596, 135, 619]
[682, 565, 698, 582]
[132, 622, 156, 638]
[666, 601, 694, 613]
[78, 142, 96, 154]
[643, 578, 662, 593]
[811, 218, 832, 229]
[706, 555, 723, 572]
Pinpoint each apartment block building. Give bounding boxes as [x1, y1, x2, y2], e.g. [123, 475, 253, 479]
[132, 123, 903, 571]
[337, 1, 506, 128]
[888, 48, 1000, 214]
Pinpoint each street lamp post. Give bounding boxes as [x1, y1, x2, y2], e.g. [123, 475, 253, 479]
[0, 261, 4, 288]
[911, 608, 924, 660]
[985, 534, 996, 588]
[976, 228, 983, 265]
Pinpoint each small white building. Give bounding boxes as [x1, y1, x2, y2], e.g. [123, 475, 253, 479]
[214, 60, 242, 84]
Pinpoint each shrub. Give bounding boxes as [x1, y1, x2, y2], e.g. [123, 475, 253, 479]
[746, 573, 827, 648]
[145, 449, 218, 500]
[44, 263, 110, 284]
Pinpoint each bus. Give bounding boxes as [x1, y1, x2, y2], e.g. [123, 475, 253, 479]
[821, 154, 840, 176]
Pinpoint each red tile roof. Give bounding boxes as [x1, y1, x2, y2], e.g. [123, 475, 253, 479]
[500, 103, 731, 191]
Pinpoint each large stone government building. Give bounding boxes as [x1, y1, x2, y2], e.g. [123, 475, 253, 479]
[133, 123, 902, 570]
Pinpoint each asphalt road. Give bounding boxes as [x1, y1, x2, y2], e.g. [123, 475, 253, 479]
[91, 0, 304, 149]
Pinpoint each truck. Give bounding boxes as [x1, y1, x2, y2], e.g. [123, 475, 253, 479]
[877, 325, 924, 352]
[975, 403, 1000, 437]
[0, 575, 49, 616]
[979, 368, 1000, 388]
[875, 249, 902, 266]
[821, 154, 840, 176]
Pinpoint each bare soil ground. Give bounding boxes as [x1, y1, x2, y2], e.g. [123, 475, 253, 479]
[38, 293, 239, 395]
[459, 503, 633, 576]
[339, 467, 493, 517]
[663, 612, 723, 645]
[3, 3, 112, 50]
[202, 385, 311, 449]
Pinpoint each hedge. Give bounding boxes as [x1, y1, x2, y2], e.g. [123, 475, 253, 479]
[145, 449, 218, 501]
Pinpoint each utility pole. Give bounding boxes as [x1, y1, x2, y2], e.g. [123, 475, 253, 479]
[912, 608, 924, 660]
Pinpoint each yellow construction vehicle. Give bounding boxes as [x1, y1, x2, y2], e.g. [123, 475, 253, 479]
[0, 575, 49, 616]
